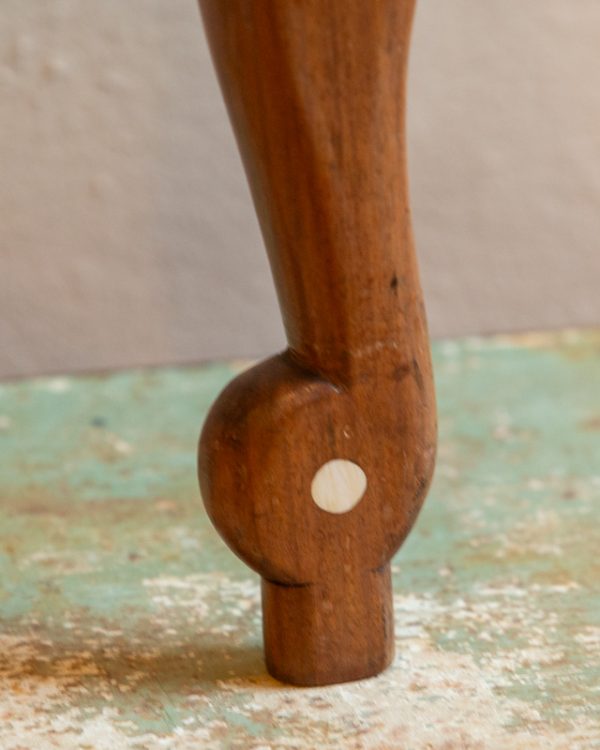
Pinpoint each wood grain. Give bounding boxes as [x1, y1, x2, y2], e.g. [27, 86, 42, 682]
[197, 0, 437, 686]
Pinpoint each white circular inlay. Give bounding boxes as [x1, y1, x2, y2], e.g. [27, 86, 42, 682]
[311, 459, 367, 514]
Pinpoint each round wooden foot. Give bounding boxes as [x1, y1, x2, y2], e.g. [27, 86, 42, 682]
[262, 565, 394, 687]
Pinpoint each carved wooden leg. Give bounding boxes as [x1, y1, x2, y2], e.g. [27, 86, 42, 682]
[197, 0, 437, 686]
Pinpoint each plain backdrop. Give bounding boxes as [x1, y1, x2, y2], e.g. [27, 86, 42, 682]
[2, 0, 600, 379]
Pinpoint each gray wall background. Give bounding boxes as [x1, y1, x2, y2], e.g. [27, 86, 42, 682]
[2, 0, 599, 379]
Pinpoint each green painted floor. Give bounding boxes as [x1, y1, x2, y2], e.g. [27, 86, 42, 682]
[0, 330, 599, 749]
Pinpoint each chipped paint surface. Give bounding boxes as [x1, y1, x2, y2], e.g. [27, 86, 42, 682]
[0, 330, 599, 748]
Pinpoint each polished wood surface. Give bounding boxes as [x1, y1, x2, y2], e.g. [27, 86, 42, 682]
[198, 0, 436, 686]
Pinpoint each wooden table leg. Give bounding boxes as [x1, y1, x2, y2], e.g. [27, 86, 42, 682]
[197, 0, 436, 686]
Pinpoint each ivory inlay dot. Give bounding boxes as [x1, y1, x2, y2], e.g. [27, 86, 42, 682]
[311, 459, 367, 514]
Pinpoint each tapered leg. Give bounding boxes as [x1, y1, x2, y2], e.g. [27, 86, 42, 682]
[197, 0, 436, 686]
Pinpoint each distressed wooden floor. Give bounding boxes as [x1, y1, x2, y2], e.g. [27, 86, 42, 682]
[0, 330, 599, 749]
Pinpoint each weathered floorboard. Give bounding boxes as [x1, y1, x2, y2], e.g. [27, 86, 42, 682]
[0, 330, 598, 748]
